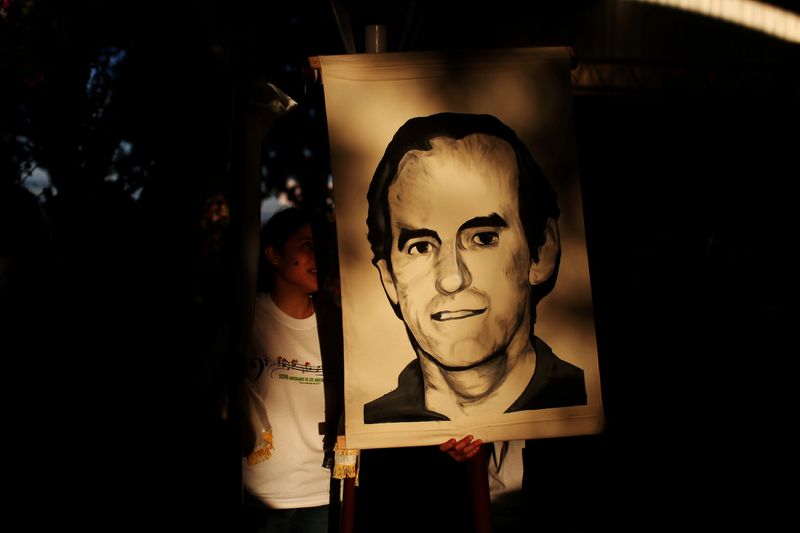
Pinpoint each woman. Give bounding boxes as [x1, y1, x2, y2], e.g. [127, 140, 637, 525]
[242, 207, 343, 533]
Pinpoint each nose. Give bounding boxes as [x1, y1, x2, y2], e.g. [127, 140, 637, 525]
[435, 242, 471, 294]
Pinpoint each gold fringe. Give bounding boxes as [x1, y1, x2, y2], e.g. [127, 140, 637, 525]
[246, 431, 274, 465]
[332, 462, 357, 479]
[332, 445, 359, 484]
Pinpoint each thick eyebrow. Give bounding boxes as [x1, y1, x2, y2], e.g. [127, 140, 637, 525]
[397, 228, 441, 251]
[458, 213, 508, 233]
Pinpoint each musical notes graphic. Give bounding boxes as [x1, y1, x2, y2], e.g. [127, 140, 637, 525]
[249, 355, 323, 380]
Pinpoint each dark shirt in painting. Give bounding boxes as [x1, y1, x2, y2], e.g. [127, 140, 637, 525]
[363, 336, 586, 424]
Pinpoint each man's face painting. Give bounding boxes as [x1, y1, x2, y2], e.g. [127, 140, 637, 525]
[384, 134, 532, 369]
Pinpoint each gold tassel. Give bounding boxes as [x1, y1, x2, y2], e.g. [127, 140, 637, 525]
[246, 431, 274, 465]
[332, 444, 359, 485]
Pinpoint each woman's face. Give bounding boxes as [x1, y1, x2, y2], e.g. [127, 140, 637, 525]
[272, 223, 318, 295]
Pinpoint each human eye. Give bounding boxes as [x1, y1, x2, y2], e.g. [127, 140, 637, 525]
[406, 240, 436, 256]
[471, 231, 499, 247]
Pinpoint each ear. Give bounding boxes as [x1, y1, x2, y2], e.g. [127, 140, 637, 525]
[375, 259, 399, 305]
[265, 245, 281, 267]
[529, 218, 560, 286]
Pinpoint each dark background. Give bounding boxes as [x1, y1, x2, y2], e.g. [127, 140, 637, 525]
[2, 0, 795, 529]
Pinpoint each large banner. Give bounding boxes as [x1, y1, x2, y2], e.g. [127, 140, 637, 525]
[320, 48, 603, 449]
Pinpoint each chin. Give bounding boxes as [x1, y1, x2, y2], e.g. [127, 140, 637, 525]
[426, 346, 492, 370]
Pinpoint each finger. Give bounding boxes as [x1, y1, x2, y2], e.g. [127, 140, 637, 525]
[453, 435, 474, 451]
[453, 450, 471, 462]
[464, 447, 480, 459]
[462, 440, 482, 456]
[439, 438, 457, 452]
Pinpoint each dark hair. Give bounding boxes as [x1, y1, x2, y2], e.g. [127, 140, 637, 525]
[366, 113, 560, 314]
[257, 207, 313, 293]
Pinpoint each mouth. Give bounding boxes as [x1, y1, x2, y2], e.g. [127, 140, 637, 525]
[431, 308, 486, 321]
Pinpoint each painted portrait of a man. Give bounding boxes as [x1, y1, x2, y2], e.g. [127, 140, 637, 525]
[363, 113, 586, 423]
[318, 48, 603, 447]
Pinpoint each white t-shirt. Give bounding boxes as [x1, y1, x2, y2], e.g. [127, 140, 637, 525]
[488, 440, 525, 500]
[243, 294, 329, 509]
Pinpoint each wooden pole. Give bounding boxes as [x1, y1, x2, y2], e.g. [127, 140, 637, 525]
[467, 446, 493, 533]
[340, 476, 357, 533]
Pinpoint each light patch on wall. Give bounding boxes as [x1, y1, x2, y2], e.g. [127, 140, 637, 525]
[631, 0, 800, 43]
